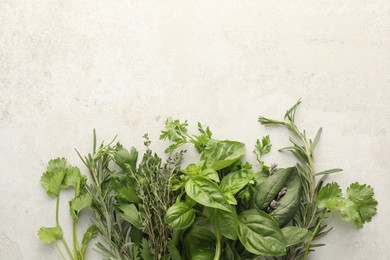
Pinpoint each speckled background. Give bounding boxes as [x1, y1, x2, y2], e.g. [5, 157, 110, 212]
[1, 1, 389, 259]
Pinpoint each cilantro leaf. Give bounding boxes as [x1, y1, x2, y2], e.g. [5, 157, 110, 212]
[339, 199, 360, 222]
[47, 158, 67, 173]
[41, 167, 66, 197]
[346, 182, 378, 227]
[317, 182, 378, 228]
[62, 166, 87, 196]
[38, 226, 63, 243]
[316, 182, 344, 210]
[70, 193, 92, 220]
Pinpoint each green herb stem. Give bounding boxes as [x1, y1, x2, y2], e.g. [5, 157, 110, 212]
[303, 209, 328, 260]
[213, 229, 222, 260]
[61, 236, 74, 260]
[73, 221, 79, 259]
[56, 195, 60, 226]
[55, 241, 66, 260]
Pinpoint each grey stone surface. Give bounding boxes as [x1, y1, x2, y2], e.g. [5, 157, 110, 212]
[0, 1, 389, 259]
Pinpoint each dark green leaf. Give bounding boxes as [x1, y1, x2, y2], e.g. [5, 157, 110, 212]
[252, 168, 293, 210]
[281, 226, 311, 247]
[210, 208, 238, 240]
[237, 209, 286, 256]
[183, 225, 215, 260]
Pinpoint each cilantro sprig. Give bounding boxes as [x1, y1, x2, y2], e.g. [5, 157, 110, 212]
[38, 158, 96, 260]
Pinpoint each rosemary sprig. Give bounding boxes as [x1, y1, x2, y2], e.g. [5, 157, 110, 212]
[77, 131, 136, 260]
[259, 100, 337, 260]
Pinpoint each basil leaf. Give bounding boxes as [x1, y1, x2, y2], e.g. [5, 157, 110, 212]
[210, 208, 238, 240]
[237, 209, 286, 256]
[164, 202, 196, 230]
[183, 225, 215, 259]
[220, 168, 254, 195]
[185, 175, 232, 212]
[201, 140, 246, 170]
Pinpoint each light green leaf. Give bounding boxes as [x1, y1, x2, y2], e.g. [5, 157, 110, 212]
[80, 225, 97, 255]
[224, 192, 237, 205]
[70, 193, 92, 220]
[62, 166, 82, 188]
[164, 202, 195, 230]
[199, 168, 220, 183]
[185, 175, 232, 212]
[181, 161, 205, 175]
[316, 182, 344, 210]
[220, 168, 254, 195]
[40, 170, 66, 197]
[346, 182, 378, 227]
[47, 158, 67, 173]
[38, 226, 63, 244]
[201, 140, 246, 170]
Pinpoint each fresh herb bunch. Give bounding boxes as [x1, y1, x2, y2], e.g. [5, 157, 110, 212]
[112, 134, 184, 259]
[161, 101, 378, 260]
[258, 100, 378, 259]
[38, 158, 96, 260]
[38, 101, 378, 260]
[76, 132, 137, 260]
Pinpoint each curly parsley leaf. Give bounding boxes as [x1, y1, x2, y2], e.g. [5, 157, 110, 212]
[160, 118, 189, 143]
[253, 135, 272, 167]
[160, 118, 213, 153]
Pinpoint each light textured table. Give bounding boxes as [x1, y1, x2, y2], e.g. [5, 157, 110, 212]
[1, 1, 389, 259]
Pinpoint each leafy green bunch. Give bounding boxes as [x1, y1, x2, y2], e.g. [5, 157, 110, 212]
[38, 101, 378, 260]
[161, 119, 311, 259]
[160, 101, 378, 260]
[258, 100, 378, 259]
[38, 158, 96, 260]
